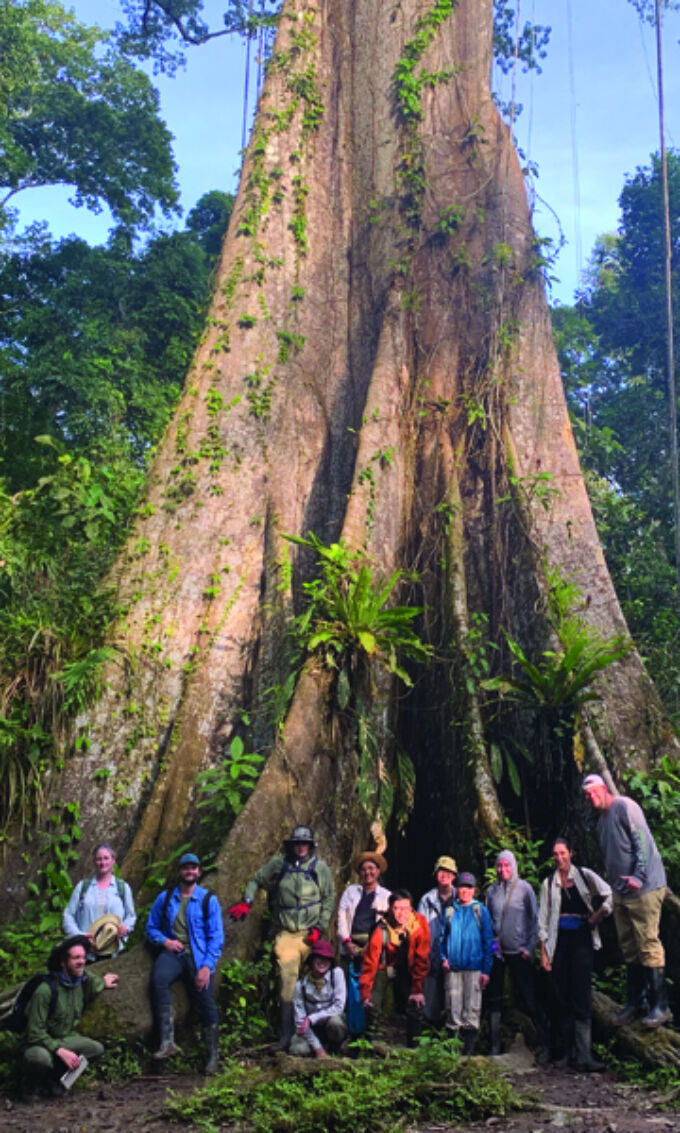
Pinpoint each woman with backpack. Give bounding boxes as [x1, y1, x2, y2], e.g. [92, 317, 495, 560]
[62, 843, 136, 958]
[538, 837, 612, 1071]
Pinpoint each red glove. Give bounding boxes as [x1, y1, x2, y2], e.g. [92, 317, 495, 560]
[227, 901, 251, 921]
[305, 927, 322, 944]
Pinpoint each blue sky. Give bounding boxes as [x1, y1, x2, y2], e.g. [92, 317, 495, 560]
[16, 0, 680, 305]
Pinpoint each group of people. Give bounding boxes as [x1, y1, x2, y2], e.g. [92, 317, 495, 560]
[19, 848, 224, 1097]
[15, 773, 673, 1096]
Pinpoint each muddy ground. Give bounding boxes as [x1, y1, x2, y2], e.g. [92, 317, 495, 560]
[4, 1046, 680, 1133]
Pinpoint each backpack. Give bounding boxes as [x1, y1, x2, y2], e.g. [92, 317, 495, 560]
[278, 856, 319, 888]
[159, 887, 216, 935]
[443, 901, 483, 937]
[0, 973, 58, 1034]
[78, 874, 126, 912]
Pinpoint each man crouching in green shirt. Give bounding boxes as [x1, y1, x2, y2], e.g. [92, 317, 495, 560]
[22, 934, 118, 1096]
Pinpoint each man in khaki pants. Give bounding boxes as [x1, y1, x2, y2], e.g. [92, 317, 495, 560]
[583, 774, 670, 1029]
[228, 825, 334, 1048]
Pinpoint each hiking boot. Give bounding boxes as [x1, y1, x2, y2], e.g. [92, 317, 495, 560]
[152, 1005, 179, 1059]
[461, 1028, 477, 1056]
[642, 967, 672, 1029]
[202, 1023, 220, 1076]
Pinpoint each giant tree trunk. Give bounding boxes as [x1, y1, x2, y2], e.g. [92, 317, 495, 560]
[4, 0, 677, 955]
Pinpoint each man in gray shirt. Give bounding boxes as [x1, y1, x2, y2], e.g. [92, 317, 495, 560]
[582, 773, 670, 1028]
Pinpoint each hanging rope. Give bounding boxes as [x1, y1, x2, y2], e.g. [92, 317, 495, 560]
[241, 0, 254, 152]
[653, 0, 680, 596]
[566, 0, 582, 286]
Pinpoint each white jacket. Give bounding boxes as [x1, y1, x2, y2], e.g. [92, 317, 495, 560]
[336, 884, 391, 956]
[538, 864, 612, 963]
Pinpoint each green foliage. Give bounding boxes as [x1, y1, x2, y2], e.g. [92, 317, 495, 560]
[287, 532, 432, 686]
[492, 1, 551, 77]
[0, 187, 230, 830]
[1, 0, 178, 234]
[196, 737, 265, 835]
[624, 755, 680, 891]
[164, 1038, 520, 1132]
[482, 567, 631, 713]
[218, 952, 275, 1054]
[0, 800, 83, 986]
[118, 0, 281, 73]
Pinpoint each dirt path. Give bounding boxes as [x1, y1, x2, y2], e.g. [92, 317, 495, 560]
[3, 1043, 680, 1133]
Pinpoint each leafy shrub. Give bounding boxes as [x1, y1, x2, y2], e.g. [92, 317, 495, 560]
[164, 1038, 520, 1132]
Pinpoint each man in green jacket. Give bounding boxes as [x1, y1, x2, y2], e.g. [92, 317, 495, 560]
[228, 825, 334, 1048]
[22, 934, 118, 1096]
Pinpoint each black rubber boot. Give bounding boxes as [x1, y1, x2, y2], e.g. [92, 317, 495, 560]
[572, 1019, 604, 1072]
[613, 963, 646, 1027]
[278, 1002, 295, 1051]
[152, 1005, 179, 1059]
[202, 1023, 220, 1075]
[461, 1028, 477, 1056]
[406, 1001, 424, 1048]
[490, 1010, 502, 1055]
[642, 967, 672, 1029]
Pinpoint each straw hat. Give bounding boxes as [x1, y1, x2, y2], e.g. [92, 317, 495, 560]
[88, 914, 122, 956]
[352, 850, 388, 874]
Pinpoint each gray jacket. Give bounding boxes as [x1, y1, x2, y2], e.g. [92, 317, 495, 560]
[485, 850, 538, 956]
[597, 796, 666, 896]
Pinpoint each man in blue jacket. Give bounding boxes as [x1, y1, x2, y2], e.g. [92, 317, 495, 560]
[440, 872, 493, 1055]
[146, 852, 225, 1073]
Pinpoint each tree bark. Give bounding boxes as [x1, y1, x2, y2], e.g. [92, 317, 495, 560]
[3, 0, 677, 943]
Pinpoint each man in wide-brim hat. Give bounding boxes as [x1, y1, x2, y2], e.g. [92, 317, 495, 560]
[338, 851, 391, 963]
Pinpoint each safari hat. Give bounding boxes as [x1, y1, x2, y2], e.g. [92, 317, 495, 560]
[433, 855, 457, 875]
[352, 850, 388, 874]
[88, 914, 122, 956]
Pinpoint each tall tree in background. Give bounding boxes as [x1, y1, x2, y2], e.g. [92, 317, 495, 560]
[0, 0, 179, 233]
[2, 0, 677, 1035]
[553, 153, 680, 718]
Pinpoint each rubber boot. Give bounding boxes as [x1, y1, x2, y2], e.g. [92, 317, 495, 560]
[202, 1023, 220, 1076]
[406, 1001, 424, 1048]
[278, 1002, 295, 1051]
[461, 1028, 477, 1056]
[642, 967, 672, 1029]
[490, 1010, 502, 1055]
[613, 963, 646, 1027]
[152, 1005, 179, 1060]
[553, 1018, 572, 1068]
[572, 1019, 604, 1072]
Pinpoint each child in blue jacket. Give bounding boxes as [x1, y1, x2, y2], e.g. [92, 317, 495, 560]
[440, 871, 493, 1054]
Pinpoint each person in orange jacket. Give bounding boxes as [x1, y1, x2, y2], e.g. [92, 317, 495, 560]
[359, 889, 430, 1047]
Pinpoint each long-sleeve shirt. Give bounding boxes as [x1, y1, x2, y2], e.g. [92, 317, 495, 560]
[244, 853, 334, 933]
[63, 875, 137, 948]
[24, 972, 104, 1053]
[293, 967, 347, 1051]
[597, 796, 666, 896]
[146, 884, 224, 971]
